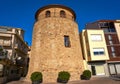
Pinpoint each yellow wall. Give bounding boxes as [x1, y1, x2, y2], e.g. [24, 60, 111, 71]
[82, 29, 109, 61]
[81, 30, 89, 61]
[27, 6, 84, 83]
[95, 65, 105, 75]
[83, 60, 88, 70]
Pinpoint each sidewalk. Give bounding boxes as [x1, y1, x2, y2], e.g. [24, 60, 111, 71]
[7, 76, 120, 84]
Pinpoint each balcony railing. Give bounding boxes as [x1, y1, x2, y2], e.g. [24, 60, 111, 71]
[14, 44, 28, 54]
[0, 27, 13, 33]
[0, 40, 11, 47]
[0, 55, 7, 59]
[0, 43, 11, 47]
[0, 51, 8, 59]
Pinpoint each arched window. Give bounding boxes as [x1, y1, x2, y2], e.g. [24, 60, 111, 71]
[46, 11, 51, 17]
[60, 10, 66, 18]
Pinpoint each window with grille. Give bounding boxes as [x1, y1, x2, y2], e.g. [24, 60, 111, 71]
[64, 35, 70, 47]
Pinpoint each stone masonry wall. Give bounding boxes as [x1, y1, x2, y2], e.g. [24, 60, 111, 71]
[26, 7, 84, 83]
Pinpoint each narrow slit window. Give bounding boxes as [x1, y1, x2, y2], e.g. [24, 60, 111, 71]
[64, 36, 70, 47]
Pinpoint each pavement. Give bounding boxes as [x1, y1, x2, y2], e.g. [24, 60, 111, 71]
[6, 76, 120, 84]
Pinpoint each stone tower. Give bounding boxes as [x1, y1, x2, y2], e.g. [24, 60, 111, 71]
[27, 4, 84, 83]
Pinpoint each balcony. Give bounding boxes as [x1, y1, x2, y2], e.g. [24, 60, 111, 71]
[14, 44, 28, 54]
[0, 51, 8, 59]
[0, 27, 13, 34]
[0, 41, 11, 47]
[1, 43, 11, 47]
[0, 55, 7, 59]
[16, 57, 25, 66]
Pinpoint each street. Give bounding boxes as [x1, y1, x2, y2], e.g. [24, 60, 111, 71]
[7, 76, 120, 84]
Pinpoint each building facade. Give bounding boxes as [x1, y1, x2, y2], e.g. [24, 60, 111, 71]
[114, 20, 120, 42]
[85, 20, 120, 76]
[0, 26, 29, 83]
[27, 5, 84, 83]
[80, 29, 109, 76]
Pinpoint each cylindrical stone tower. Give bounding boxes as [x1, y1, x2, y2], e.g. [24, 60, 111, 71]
[27, 4, 84, 83]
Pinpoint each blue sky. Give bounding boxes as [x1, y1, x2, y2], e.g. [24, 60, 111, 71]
[0, 0, 120, 45]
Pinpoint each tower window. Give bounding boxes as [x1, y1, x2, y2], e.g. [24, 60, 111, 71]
[64, 35, 70, 47]
[45, 11, 51, 17]
[60, 10, 66, 18]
